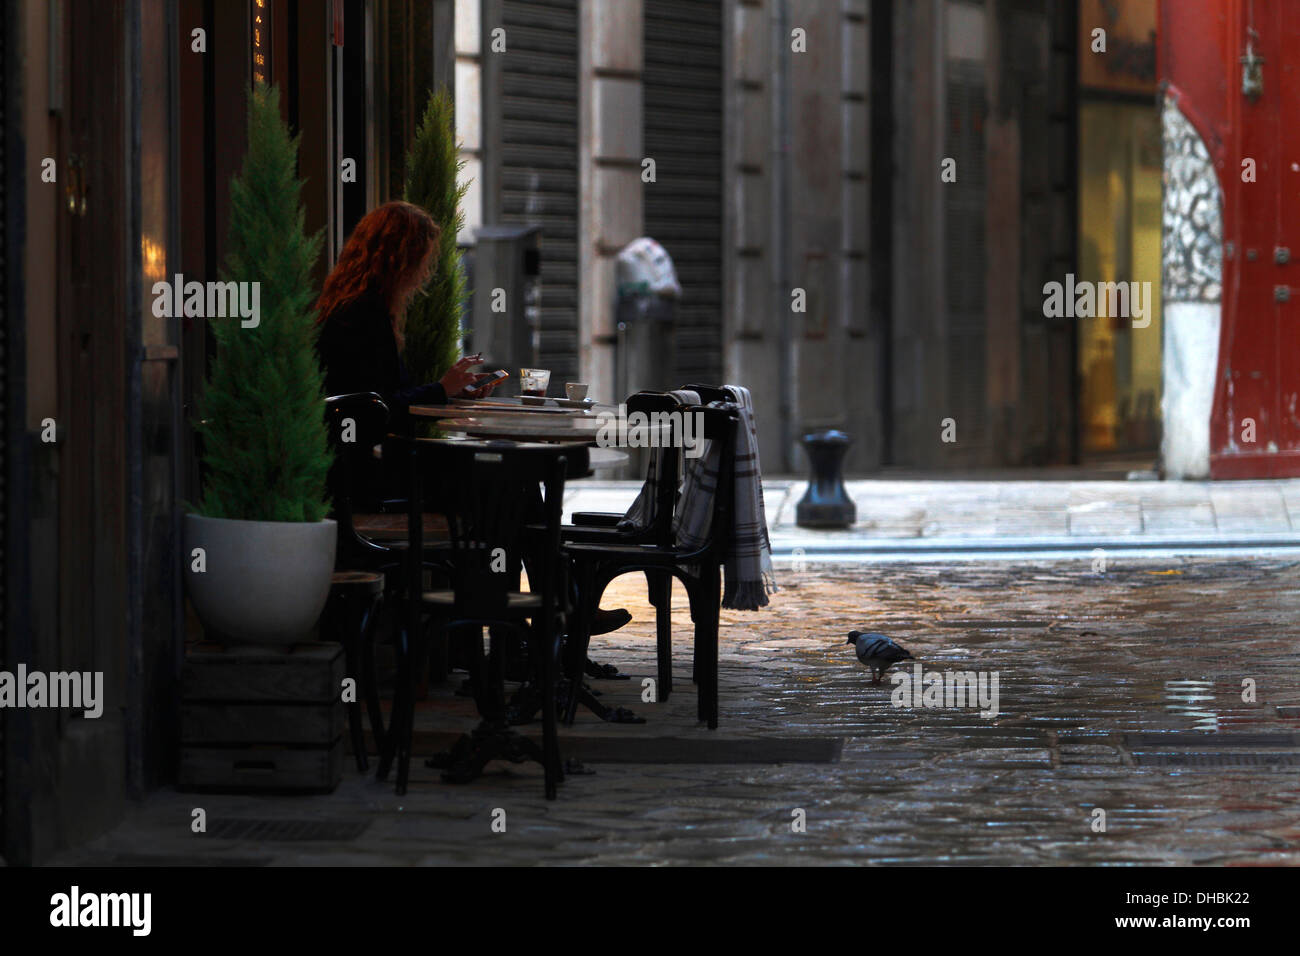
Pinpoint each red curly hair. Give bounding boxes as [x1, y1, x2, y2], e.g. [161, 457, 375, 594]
[315, 200, 440, 349]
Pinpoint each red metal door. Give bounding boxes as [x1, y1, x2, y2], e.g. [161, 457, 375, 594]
[1271, 2, 1300, 459]
[1211, 0, 1300, 476]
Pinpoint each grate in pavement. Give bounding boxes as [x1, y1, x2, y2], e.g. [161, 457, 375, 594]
[207, 818, 371, 842]
[411, 732, 844, 764]
[1132, 751, 1300, 769]
[1125, 732, 1300, 748]
[936, 620, 1050, 628]
[109, 853, 273, 866]
[562, 735, 844, 764]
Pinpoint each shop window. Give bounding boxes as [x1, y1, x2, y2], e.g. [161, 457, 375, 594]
[1077, 101, 1162, 457]
[1076, 0, 1160, 458]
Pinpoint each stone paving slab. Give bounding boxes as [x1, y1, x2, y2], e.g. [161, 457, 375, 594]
[1141, 502, 1218, 533]
[566, 478, 1300, 549]
[52, 556, 1300, 867]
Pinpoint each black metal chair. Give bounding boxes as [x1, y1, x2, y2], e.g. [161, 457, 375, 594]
[323, 392, 456, 564]
[324, 393, 401, 566]
[324, 389, 464, 700]
[319, 571, 384, 771]
[563, 403, 740, 729]
[322, 393, 397, 771]
[564, 386, 738, 699]
[561, 392, 683, 698]
[377, 438, 582, 799]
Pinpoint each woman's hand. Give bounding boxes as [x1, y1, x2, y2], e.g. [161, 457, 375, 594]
[438, 354, 484, 398]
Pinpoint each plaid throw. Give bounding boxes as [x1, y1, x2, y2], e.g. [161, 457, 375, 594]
[673, 386, 776, 611]
[617, 389, 700, 533]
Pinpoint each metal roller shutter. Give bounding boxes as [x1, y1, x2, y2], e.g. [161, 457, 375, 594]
[644, 0, 723, 387]
[500, 0, 579, 383]
[945, 62, 988, 455]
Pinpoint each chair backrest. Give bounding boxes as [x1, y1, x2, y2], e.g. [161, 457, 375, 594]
[675, 403, 740, 562]
[324, 392, 391, 566]
[624, 391, 683, 546]
[680, 387, 746, 551]
[384, 438, 574, 623]
[682, 383, 738, 405]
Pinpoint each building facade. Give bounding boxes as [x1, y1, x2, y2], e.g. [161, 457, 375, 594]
[3, 0, 439, 865]
[453, 1, 1113, 474]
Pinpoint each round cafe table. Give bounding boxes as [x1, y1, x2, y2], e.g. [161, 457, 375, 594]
[408, 400, 629, 472]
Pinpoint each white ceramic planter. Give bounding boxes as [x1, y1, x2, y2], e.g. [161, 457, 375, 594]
[184, 513, 337, 646]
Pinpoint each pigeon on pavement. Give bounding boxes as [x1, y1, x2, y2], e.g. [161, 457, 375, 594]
[846, 631, 913, 684]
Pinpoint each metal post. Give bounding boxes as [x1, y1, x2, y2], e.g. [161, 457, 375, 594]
[796, 430, 857, 528]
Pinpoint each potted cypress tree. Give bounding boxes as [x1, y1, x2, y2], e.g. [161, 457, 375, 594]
[402, 87, 470, 396]
[184, 83, 336, 646]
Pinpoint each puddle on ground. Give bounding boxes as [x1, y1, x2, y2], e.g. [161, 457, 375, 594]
[1163, 679, 1220, 732]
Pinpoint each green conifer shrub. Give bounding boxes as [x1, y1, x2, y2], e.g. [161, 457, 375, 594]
[195, 82, 331, 523]
[402, 87, 470, 389]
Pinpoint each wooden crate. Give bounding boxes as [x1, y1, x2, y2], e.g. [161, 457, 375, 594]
[178, 643, 346, 793]
[181, 643, 344, 703]
[178, 740, 344, 792]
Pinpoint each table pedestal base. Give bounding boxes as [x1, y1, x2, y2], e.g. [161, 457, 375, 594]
[426, 720, 594, 784]
[427, 720, 547, 783]
[506, 678, 646, 725]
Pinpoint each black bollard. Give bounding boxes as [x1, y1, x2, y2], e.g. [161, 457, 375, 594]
[795, 430, 857, 529]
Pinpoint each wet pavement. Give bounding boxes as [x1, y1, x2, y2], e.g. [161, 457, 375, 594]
[54, 556, 1300, 866]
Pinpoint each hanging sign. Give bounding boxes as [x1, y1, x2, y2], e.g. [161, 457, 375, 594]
[251, 0, 271, 86]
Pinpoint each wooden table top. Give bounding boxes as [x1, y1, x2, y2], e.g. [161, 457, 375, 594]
[409, 397, 612, 419]
[430, 416, 607, 442]
[408, 399, 640, 469]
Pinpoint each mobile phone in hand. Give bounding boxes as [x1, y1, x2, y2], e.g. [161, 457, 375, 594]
[467, 369, 508, 393]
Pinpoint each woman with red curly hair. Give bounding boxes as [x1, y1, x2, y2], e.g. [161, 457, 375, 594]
[316, 201, 497, 425]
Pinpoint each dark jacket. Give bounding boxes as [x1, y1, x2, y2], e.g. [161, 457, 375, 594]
[316, 283, 448, 428]
[316, 284, 447, 508]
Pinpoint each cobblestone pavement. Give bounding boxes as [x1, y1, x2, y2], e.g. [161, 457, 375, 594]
[55, 557, 1300, 866]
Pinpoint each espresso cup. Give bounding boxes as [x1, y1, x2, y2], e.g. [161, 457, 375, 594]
[565, 382, 589, 401]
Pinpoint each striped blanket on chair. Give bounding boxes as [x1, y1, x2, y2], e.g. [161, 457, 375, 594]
[672, 386, 776, 611]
